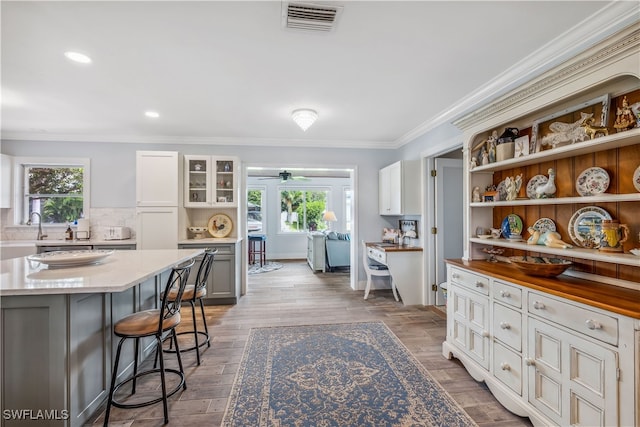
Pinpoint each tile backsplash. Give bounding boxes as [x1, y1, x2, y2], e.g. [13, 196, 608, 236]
[1, 208, 136, 241]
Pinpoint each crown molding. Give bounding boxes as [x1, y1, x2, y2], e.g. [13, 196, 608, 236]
[396, 1, 640, 145]
[0, 132, 397, 150]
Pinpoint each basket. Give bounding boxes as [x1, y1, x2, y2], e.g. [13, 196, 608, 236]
[509, 256, 572, 277]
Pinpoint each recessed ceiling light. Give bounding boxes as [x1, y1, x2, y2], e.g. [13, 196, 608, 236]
[145, 111, 160, 118]
[64, 51, 92, 64]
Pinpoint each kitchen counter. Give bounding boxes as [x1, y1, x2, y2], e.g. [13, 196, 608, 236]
[178, 236, 243, 244]
[0, 248, 202, 296]
[1, 248, 203, 427]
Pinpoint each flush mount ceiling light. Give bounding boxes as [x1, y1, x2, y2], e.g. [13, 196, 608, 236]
[291, 109, 318, 131]
[144, 111, 160, 118]
[64, 51, 92, 64]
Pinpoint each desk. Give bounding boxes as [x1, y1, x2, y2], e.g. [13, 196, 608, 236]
[0, 249, 203, 427]
[366, 243, 423, 305]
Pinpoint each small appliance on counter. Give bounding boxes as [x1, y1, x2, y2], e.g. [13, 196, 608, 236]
[76, 218, 91, 240]
[103, 226, 131, 240]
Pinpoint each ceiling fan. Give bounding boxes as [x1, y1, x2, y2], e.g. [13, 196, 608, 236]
[260, 170, 309, 182]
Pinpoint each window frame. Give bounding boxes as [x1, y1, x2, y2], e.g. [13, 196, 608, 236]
[14, 157, 91, 225]
[277, 185, 331, 234]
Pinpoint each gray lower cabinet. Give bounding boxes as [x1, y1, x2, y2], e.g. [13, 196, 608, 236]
[178, 242, 240, 304]
[93, 244, 136, 251]
[0, 275, 162, 427]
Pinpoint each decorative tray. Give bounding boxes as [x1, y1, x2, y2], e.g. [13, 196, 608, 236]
[27, 250, 114, 268]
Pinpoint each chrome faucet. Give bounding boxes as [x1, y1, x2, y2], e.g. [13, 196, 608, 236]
[27, 212, 47, 240]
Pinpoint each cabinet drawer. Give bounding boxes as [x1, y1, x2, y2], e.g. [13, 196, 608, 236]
[528, 292, 618, 346]
[367, 247, 386, 264]
[493, 303, 522, 351]
[492, 280, 522, 308]
[449, 267, 489, 295]
[493, 341, 522, 396]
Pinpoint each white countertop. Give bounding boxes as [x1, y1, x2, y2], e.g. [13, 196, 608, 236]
[0, 239, 136, 247]
[178, 237, 243, 245]
[0, 249, 203, 296]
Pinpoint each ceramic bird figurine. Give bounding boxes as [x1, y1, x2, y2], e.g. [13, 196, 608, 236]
[535, 168, 556, 198]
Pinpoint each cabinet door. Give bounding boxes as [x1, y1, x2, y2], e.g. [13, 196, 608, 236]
[387, 161, 402, 214]
[209, 254, 234, 298]
[378, 167, 391, 214]
[449, 285, 490, 369]
[136, 207, 177, 249]
[527, 318, 618, 427]
[213, 158, 237, 207]
[184, 155, 212, 207]
[136, 151, 178, 206]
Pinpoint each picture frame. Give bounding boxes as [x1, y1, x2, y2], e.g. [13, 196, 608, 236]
[514, 135, 529, 158]
[399, 220, 418, 239]
[483, 191, 497, 202]
[531, 94, 610, 151]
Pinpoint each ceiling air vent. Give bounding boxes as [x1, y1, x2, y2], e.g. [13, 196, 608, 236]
[282, 2, 343, 33]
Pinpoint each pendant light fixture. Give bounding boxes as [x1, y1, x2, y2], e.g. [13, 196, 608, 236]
[291, 109, 318, 131]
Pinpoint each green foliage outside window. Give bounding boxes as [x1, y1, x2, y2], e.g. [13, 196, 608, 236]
[280, 189, 327, 232]
[27, 167, 84, 223]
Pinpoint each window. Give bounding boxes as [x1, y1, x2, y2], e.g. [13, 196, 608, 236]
[18, 158, 90, 225]
[280, 188, 328, 233]
[344, 187, 353, 232]
[247, 187, 265, 234]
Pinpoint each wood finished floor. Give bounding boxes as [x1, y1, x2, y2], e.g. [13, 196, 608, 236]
[90, 260, 532, 427]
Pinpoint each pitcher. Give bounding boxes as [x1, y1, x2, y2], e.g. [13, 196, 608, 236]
[598, 220, 629, 252]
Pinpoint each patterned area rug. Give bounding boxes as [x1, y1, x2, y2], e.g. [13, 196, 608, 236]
[222, 322, 477, 427]
[248, 261, 284, 275]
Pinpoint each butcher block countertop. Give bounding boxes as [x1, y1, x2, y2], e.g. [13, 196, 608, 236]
[367, 242, 423, 252]
[447, 258, 640, 319]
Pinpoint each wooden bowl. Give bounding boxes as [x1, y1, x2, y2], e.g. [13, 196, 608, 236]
[509, 256, 572, 277]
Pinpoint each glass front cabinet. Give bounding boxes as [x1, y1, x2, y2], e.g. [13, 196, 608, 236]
[184, 155, 238, 208]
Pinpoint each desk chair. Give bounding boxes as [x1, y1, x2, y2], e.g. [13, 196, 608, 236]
[362, 241, 398, 301]
[104, 259, 194, 426]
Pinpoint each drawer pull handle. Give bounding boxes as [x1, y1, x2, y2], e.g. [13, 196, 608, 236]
[533, 301, 545, 310]
[500, 322, 511, 330]
[525, 358, 535, 366]
[452, 274, 460, 279]
[500, 290, 510, 298]
[481, 330, 490, 338]
[500, 363, 511, 371]
[585, 319, 602, 330]
[475, 281, 484, 288]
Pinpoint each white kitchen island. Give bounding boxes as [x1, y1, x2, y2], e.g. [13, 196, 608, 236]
[0, 249, 203, 427]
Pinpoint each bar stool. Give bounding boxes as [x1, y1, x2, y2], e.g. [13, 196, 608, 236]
[248, 234, 267, 266]
[104, 259, 194, 426]
[162, 248, 217, 365]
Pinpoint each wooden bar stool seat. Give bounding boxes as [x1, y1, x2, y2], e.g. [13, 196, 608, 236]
[248, 234, 267, 266]
[104, 259, 194, 426]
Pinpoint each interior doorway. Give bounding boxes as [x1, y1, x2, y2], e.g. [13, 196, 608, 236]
[424, 147, 464, 307]
[242, 166, 356, 295]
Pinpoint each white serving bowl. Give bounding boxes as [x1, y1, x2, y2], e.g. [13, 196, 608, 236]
[630, 248, 640, 256]
[477, 234, 492, 239]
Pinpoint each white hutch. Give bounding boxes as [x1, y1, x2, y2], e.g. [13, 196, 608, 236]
[443, 23, 640, 427]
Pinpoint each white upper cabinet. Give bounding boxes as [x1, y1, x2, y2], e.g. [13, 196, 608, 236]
[184, 155, 238, 208]
[1, 154, 13, 209]
[378, 160, 420, 215]
[136, 151, 179, 207]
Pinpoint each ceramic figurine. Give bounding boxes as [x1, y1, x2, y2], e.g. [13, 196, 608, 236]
[535, 168, 556, 198]
[541, 112, 591, 148]
[470, 156, 478, 169]
[614, 96, 637, 132]
[505, 174, 522, 201]
[472, 186, 481, 202]
[527, 227, 573, 248]
[481, 148, 489, 165]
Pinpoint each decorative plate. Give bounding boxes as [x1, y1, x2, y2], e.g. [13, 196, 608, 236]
[208, 213, 233, 238]
[532, 218, 556, 233]
[27, 250, 114, 268]
[576, 167, 609, 196]
[501, 214, 523, 237]
[526, 175, 548, 199]
[568, 206, 611, 248]
[633, 165, 640, 193]
[496, 180, 507, 201]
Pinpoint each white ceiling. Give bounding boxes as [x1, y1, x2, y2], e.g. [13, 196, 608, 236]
[1, 1, 625, 149]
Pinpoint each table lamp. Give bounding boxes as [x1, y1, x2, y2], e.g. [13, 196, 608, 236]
[322, 211, 337, 231]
